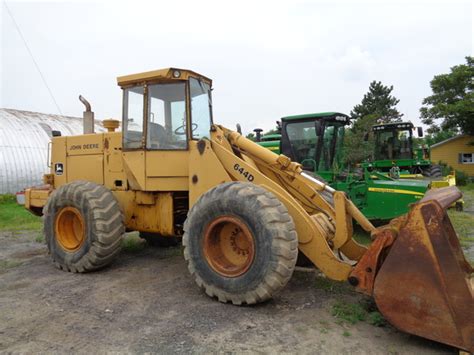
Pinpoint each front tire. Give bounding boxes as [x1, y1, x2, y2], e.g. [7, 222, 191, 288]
[183, 182, 298, 305]
[43, 181, 124, 273]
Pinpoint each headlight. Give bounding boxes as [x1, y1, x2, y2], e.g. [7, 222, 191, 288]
[173, 70, 181, 78]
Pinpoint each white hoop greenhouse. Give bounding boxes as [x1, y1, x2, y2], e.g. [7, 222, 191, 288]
[0, 108, 103, 194]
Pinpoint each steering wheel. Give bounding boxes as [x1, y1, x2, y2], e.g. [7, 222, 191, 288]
[174, 123, 198, 136]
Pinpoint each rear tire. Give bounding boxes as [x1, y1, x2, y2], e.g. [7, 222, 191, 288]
[43, 181, 124, 272]
[139, 232, 180, 247]
[183, 182, 298, 305]
[429, 164, 443, 178]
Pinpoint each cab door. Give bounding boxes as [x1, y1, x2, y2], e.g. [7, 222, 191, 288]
[144, 82, 190, 191]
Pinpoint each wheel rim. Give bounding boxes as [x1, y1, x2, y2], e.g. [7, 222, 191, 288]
[203, 216, 255, 278]
[55, 207, 85, 252]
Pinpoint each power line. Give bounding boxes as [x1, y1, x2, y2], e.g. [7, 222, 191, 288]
[3, 0, 63, 115]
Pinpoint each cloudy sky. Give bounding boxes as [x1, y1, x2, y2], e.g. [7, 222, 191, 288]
[1, 0, 472, 134]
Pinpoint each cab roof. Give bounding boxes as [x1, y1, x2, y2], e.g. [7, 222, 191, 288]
[372, 122, 414, 131]
[117, 68, 212, 87]
[281, 112, 349, 121]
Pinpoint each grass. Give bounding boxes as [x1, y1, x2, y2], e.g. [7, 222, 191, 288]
[331, 299, 386, 327]
[0, 259, 23, 271]
[121, 233, 146, 253]
[0, 195, 42, 231]
[314, 275, 352, 294]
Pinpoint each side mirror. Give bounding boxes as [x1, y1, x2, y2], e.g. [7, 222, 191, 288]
[417, 127, 423, 137]
[363, 132, 369, 141]
[236, 123, 242, 135]
[276, 121, 282, 133]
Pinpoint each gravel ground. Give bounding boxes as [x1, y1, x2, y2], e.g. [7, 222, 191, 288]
[0, 230, 457, 354]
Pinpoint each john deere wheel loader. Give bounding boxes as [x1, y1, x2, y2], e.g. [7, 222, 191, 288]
[24, 68, 473, 352]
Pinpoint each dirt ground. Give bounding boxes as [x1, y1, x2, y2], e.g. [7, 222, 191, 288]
[0, 231, 458, 354]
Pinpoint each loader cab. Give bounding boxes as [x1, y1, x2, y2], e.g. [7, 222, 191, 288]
[280, 112, 350, 172]
[119, 68, 213, 152]
[117, 68, 213, 191]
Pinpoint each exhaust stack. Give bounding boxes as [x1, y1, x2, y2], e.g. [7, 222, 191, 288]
[79, 95, 94, 134]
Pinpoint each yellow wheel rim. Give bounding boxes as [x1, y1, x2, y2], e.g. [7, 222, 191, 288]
[203, 216, 255, 278]
[55, 207, 85, 252]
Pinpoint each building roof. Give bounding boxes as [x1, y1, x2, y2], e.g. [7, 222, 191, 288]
[430, 135, 469, 149]
[0, 108, 104, 194]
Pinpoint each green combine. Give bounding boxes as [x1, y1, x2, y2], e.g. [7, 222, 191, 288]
[254, 112, 430, 220]
[361, 122, 442, 178]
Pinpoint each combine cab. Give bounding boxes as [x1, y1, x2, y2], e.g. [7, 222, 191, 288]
[361, 121, 442, 178]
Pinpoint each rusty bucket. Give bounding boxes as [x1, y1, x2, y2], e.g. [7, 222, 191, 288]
[351, 186, 473, 352]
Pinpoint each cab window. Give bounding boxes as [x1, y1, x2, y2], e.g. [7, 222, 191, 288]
[147, 82, 187, 150]
[189, 77, 212, 140]
[123, 86, 144, 149]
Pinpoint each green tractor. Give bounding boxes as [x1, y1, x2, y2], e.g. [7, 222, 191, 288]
[361, 122, 443, 178]
[254, 112, 430, 220]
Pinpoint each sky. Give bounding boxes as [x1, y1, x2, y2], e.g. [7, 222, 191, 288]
[1, 0, 473, 134]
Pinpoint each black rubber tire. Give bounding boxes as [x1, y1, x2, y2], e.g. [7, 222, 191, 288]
[429, 164, 443, 178]
[183, 182, 298, 305]
[43, 181, 124, 273]
[139, 232, 180, 247]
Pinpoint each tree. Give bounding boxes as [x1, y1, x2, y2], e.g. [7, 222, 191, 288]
[343, 114, 378, 166]
[350, 81, 403, 123]
[420, 56, 474, 135]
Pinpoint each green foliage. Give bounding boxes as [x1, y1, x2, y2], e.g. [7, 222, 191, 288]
[331, 300, 367, 324]
[343, 114, 377, 166]
[331, 299, 386, 327]
[0, 195, 42, 231]
[437, 162, 470, 186]
[420, 56, 474, 135]
[245, 132, 255, 141]
[424, 130, 457, 147]
[121, 233, 146, 252]
[314, 276, 352, 294]
[350, 81, 403, 123]
[367, 311, 386, 326]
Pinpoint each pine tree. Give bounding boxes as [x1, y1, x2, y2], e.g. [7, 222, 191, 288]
[350, 81, 403, 123]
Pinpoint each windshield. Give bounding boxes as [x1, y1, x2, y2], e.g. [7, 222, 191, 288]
[286, 121, 319, 170]
[374, 129, 412, 160]
[285, 120, 345, 172]
[147, 82, 187, 150]
[318, 122, 345, 171]
[190, 78, 212, 140]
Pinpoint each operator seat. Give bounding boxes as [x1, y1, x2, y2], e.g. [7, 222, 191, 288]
[148, 122, 167, 149]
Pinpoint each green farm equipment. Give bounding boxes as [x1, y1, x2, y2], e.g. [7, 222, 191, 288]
[361, 122, 442, 178]
[254, 113, 431, 220]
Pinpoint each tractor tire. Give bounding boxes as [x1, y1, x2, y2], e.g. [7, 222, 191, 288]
[139, 232, 180, 247]
[429, 164, 443, 178]
[43, 181, 124, 273]
[183, 182, 298, 305]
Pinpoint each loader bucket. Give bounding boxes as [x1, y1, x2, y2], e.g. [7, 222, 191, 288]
[372, 186, 473, 352]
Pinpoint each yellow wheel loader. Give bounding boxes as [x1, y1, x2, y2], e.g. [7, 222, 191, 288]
[24, 68, 473, 352]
